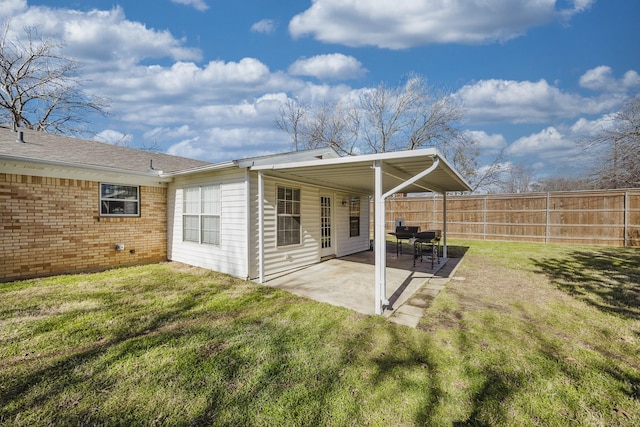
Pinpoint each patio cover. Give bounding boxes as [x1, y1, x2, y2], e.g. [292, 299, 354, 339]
[251, 148, 472, 314]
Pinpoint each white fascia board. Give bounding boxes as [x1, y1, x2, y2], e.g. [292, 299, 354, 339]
[160, 160, 238, 177]
[250, 148, 440, 171]
[236, 147, 340, 168]
[0, 154, 171, 185]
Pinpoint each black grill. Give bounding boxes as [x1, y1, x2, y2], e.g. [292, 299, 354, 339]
[389, 227, 442, 268]
[391, 226, 420, 256]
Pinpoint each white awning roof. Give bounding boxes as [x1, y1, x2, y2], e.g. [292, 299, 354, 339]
[250, 148, 471, 194]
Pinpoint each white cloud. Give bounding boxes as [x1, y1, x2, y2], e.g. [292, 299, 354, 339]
[457, 78, 621, 124]
[93, 129, 132, 146]
[560, 0, 596, 18]
[464, 130, 507, 152]
[504, 120, 606, 176]
[170, 0, 209, 12]
[88, 58, 275, 108]
[289, 0, 591, 49]
[508, 126, 574, 157]
[166, 127, 291, 162]
[506, 114, 613, 163]
[251, 19, 277, 34]
[166, 137, 207, 159]
[5, 5, 201, 70]
[0, 0, 27, 17]
[288, 54, 366, 80]
[579, 66, 640, 92]
[143, 125, 196, 143]
[570, 115, 615, 136]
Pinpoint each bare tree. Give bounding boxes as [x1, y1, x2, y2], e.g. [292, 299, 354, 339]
[530, 176, 595, 192]
[497, 163, 534, 193]
[0, 20, 108, 135]
[276, 98, 361, 155]
[468, 147, 509, 193]
[307, 102, 360, 155]
[275, 98, 307, 151]
[583, 95, 640, 189]
[358, 74, 467, 154]
[276, 74, 487, 189]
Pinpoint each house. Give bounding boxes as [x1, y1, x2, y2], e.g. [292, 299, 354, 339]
[1, 125, 471, 314]
[0, 125, 209, 281]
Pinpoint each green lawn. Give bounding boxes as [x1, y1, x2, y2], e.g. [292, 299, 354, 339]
[1, 241, 638, 426]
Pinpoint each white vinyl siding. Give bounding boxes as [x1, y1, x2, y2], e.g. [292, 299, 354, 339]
[259, 178, 320, 278]
[334, 192, 370, 257]
[168, 168, 248, 279]
[168, 167, 371, 282]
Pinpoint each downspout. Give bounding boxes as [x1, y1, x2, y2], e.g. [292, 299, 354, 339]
[258, 171, 265, 283]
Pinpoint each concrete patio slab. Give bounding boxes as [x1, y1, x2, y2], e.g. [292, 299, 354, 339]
[263, 243, 450, 317]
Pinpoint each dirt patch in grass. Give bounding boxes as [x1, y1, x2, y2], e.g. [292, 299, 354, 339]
[422, 252, 575, 330]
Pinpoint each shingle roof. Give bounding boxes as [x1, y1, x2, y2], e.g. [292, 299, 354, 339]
[0, 125, 211, 173]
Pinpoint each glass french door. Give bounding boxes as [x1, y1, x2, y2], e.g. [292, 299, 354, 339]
[320, 196, 333, 257]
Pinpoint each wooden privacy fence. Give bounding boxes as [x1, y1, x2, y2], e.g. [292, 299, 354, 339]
[377, 189, 640, 247]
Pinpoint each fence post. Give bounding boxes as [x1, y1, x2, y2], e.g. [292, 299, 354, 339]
[433, 193, 437, 229]
[545, 192, 550, 244]
[483, 195, 487, 240]
[624, 191, 629, 247]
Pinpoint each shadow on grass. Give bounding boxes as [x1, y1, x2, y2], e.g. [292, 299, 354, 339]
[0, 293, 205, 423]
[531, 248, 640, 320]
[446, 245, 470, 259]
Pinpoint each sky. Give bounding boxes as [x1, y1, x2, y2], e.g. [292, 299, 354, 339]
[2, 0, 639, 183]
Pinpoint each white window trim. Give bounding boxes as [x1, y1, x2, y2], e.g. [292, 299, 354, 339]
[182, 184, 221, 246]
[277, 185, 301, 247]
[99, 183, 140, 217]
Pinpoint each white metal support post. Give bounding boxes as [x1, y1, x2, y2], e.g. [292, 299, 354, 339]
[442, 191, 448, 259]
[373, 156, 441, 315]
[374, 160, 387, 315]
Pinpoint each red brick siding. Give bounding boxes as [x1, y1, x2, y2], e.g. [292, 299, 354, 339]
[0, 173, 168, 282]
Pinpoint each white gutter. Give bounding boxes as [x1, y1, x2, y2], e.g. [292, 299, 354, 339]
[160, 160, 238, 177]
[0, 153, 169, 179]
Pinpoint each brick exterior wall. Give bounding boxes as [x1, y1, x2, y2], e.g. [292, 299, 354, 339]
[0, 173, 168, 282]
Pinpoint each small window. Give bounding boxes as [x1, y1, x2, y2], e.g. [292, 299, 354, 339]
[349, 196, 360, 237]
[183, 185, 221, 245]
[100, 184, 140, 216]
[277, 186, 301, 246]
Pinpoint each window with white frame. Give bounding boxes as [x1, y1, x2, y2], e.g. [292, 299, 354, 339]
[349, 196, 360, 237]
[100, 183, 140, 216]
[183, 184, 221, 245]
[277, 186, 301, 246]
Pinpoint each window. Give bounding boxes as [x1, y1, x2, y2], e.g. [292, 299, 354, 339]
[349, 196, 360, 237]
[183, 185, 221, 245]
[277, 186, 301, 246]
[100, 184, 140, 216]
